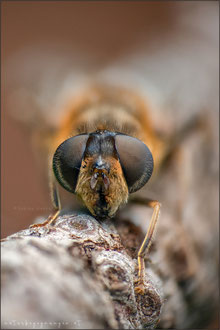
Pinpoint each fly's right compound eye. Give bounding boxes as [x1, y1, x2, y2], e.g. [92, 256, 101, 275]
[53, 134, 88, 193]
[115, 134, 154, 193]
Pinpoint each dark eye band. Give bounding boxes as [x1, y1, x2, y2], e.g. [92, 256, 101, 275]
[52, 132, 153, 194]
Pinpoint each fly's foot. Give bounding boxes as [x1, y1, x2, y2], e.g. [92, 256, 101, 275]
[29, 220, 50, 229]
[29, 210, 60, 229]
[134, 278, 145, 295]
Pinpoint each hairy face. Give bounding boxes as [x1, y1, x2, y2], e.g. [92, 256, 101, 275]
[75, 155, 129, 219]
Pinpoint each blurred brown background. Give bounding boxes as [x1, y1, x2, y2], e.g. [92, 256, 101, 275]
[2, 1, 218, 238]
[2, 1, 176, 237]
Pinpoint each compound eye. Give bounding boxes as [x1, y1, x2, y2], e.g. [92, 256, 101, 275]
[53, 134, 88, 193]
[115, 135, 154, 193]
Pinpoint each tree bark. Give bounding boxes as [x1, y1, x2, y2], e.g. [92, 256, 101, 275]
[1, 214, 162, 330]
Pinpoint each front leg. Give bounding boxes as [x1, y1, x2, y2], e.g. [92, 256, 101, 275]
[130, 197, 161, 294]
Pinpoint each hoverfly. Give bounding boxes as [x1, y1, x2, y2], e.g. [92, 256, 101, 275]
[30, 85, 167, 294]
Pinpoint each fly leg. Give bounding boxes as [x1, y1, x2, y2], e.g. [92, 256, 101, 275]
[130, 197, 161, 294]
[30, 173, 61, 228]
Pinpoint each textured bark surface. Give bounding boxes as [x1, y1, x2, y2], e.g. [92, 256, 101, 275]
[1, 214, 162, 329]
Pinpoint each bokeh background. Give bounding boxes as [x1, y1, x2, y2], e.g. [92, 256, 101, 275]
[1, 1, 219, 329]
[2, 1, 182, 237]
[2, 1, 218, 237]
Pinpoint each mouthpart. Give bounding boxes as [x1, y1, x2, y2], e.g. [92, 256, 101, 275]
[90, 169, 110, 192]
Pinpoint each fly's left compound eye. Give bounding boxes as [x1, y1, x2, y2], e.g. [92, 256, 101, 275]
[53, 134, 88, 193]
[115, 134, 154, 193]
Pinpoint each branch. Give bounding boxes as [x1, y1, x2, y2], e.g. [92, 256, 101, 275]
[1, 214, 162, 329]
